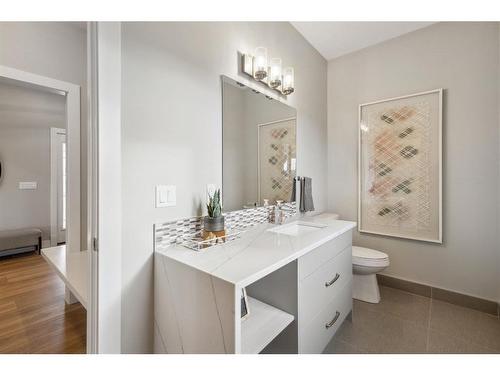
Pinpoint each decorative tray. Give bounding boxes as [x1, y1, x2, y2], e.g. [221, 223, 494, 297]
[178, 230, 245, 251]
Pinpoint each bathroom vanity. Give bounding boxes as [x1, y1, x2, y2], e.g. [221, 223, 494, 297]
[153, 75, 354, 353]
[154, 216, 356, 354]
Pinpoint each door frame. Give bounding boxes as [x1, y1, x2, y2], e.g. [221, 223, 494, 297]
[50, 127, 67, 246]
[87, 21, 123, 354]
[0, 64, 87, 347]
[0, 65, 81, 252]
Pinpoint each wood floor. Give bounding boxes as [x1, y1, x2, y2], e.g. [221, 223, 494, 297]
[0, 252, 86, 354]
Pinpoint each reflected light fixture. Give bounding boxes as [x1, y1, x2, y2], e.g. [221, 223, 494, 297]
[282, 67, 295, 95]
[241, 48, 295, 96]
[269, 57, 282, 89]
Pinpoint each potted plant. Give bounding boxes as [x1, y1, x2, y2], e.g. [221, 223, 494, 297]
[204, 189, 225, 233]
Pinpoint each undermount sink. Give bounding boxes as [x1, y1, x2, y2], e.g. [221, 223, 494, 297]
[267, 221, 327, 237]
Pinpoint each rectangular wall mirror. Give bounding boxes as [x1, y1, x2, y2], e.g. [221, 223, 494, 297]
[222, 75, 297, 212]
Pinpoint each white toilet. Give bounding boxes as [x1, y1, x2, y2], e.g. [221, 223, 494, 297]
[352, 246, 390, 303]
[313, 212, 390, 303]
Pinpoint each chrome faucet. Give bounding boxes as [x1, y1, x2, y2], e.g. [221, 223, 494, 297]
[269, 201, 296, 225]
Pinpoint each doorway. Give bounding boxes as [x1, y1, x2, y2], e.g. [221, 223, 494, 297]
[51, 128, 67, 246]
[0, 64, 88, 353]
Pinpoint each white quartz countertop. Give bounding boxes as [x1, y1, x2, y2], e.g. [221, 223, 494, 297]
[156, 216, 356, 288]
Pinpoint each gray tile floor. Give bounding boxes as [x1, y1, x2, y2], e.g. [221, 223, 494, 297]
[324, 286, 500, 354]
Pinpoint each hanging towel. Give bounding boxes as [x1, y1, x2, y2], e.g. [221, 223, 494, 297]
[300, 177, 315, 213]
[290, 177, 297, 202]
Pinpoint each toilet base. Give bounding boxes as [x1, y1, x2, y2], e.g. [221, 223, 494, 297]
[353, 273, 381, 303]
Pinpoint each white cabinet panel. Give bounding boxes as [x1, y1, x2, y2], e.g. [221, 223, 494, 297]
[299, 281, 352, 354]
[298, 231, 352, 280]
[299, 246, 352, 325]
[241, 297, 294, 354]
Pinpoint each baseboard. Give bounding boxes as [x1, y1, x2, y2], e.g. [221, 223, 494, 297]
[0, 246, 37, 258]
[377, 274, 499, 317]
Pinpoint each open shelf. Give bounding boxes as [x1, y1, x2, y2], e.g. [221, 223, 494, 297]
[41, 245, 88, 308]
[241, 297, 294, 354]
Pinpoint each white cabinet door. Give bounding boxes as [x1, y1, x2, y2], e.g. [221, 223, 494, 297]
[298, 230, 351, 280]
[299, 246, 352, 325]
[299, 281, 352, 354]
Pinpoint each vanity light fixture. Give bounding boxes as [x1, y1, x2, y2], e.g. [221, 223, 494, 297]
[241, 49, 295, 96]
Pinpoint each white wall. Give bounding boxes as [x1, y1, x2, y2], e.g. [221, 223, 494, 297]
[94, 22, 123, 354]
[0, 22, 87, 249]
[121, 22, 327, 353]
[328, 22, 500, 302]
[0, 82, 66, 240]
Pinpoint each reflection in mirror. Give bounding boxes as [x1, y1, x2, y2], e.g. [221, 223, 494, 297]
[222, 76, 297, 212]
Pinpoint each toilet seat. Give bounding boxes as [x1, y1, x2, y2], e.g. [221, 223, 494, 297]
[352, 246, 389, 267]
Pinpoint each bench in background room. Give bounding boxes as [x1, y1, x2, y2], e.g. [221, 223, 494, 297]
[0, 228, 43, 257]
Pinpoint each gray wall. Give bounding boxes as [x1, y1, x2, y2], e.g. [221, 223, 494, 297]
[328, 22, 500, 302]
[0, 82, 66, 240]
[0, 22, 87, 250]
[121, 22, 327, 353]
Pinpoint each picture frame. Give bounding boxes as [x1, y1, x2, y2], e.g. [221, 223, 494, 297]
[358, 89, 443, 243]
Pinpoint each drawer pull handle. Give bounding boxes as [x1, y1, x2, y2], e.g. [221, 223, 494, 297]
[325, 311, 341, 329]
[325, 273, 340, 287]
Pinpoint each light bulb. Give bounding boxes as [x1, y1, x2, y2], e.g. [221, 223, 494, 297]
[282, 67, 294, 95]
[253, 47, 268, 81]
[269, 58, 282, 88]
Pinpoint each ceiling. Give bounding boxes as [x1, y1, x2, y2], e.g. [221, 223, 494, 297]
[291, 22, 435, 60]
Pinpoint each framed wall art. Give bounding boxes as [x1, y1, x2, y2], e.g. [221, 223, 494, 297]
[358, 89, 443, 243]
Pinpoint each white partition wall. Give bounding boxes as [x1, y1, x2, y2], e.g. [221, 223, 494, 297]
[87, 21, 122, 354]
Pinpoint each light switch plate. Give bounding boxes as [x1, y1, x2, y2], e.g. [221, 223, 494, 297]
[19, 181, 37, 190]
[156, 185, 176, 208]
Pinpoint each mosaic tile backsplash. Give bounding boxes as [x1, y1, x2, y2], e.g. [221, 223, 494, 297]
[154, 202, 297, 249]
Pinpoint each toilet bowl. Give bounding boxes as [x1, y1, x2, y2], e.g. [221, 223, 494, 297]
[313, 213, 389, 303]
[352, 246, 390, 304]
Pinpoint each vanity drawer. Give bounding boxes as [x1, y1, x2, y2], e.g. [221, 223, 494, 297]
[298, 230, 352, 280]
[298, 246, 352, 325]
[299, 281, 352, 354]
